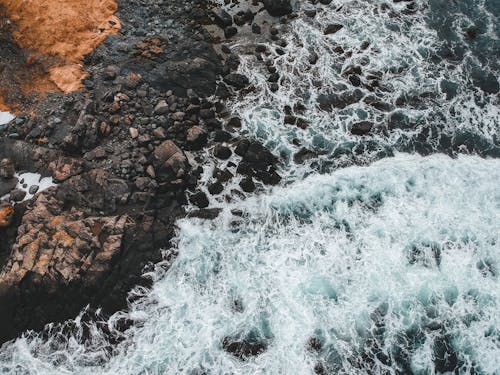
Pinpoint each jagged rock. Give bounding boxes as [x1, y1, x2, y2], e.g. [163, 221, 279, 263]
[212, 9, 232, 28]
[222, 336, 267, 359]
[49, 157, 84, 182]
[0, 203, 14, 227]
[190, 191, 209, 208]
[186, 125, 208, 150]
[154, 140, 189, 177]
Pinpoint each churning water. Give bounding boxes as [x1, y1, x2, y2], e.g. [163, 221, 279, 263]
[0, 0, 499, 374]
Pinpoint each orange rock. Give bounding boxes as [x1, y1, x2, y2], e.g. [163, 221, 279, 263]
[0, 0, 121, 97]
[0, 205, 14, 228]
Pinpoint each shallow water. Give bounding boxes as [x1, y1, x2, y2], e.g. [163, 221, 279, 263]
[0, 0, 499, 374]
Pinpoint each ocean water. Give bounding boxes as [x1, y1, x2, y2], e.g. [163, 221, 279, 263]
[0, 0, 499, 374]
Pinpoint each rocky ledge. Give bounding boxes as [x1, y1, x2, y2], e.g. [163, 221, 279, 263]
[0, 0, 286, 343]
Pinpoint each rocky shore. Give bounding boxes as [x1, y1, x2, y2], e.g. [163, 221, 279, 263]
[0, 0, 293, 344]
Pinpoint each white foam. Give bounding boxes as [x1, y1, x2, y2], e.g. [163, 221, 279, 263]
[14, 172, 57, 201]
[0, 111, 14, 126]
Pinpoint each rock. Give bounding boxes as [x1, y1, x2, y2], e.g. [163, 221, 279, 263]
[162, 48, 222, 97]
[224, 26, 238, 39]
[0, 159, 15, 179]
[222, 336, 267, 359]
[223, 74, 250, 89]
[212, 9, 232, 28]
[227, 117, 242, 128]
[49, 157, 84, 182]
[129, 127, 139, 138]
[28, 185, 39, 195]
[324, 24, 343, 35]
[0, 204, 14, 227]
[208, 181, 224, 195]
[213, 145, 232, 160]
[351, 121, 373, 135]
[294, 148, 317, 164]
[240, 177, 256, 193]
[188, 208, 222, 220]
[153, 140, 188, 177]
[186, 126, 208, 150]
[318, 89, 364, 110]
[262, 0, 293, 17]
[190, 191, 209, 208]
[9, 189, 26, 202]
[154, 100, 169, 115]
[0, 177, 18, 196]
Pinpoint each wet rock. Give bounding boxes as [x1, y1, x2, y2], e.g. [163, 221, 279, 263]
[188, 208, 222, 220]
[213, 145, 232, 160]
[324, 24, 343, 35]
[350, 121, 373, 135]
[318, 89, 364, 110]
[262, 0, 293, 17]
[190, 191, 209, 208]
[208, 181, 224, 195]
[294, 148, 317, 164]
[239, 177, 256, 193]
[212, 9, 233, 28]
[222, 336, 267, 359]
[223, 74, 250, 90]
[28, 185, 39, 195]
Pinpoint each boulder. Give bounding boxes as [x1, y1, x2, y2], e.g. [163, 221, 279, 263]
[261, 0, 293, 17]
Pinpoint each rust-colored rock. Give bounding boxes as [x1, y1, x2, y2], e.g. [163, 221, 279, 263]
[0, 204, 14, 227]
[0, 193, 129, 293]
[0, 0, 120, 97]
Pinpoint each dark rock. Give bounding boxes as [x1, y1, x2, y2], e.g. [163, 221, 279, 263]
[9, 189, 26, 202]
[318, 89, 364, 110]
[190, 191, 209, 208]
[213, 145, 232, 160]
[351, 121, 373, 135]
[223, 74, 250, 89]
[222, 336, 267, 359]
[262, 0, 293, 17]
[28, 185, 39, 195]
[0, 177, 18, 196]
[324, 24, 343, 35]
[188, 208, 222, 220]
[212, 9, 233, 28]
[186, 126, 208, 150]
[208, 181, 224, 195]
[240, 177, 256, 192]
[224, 26, 238, 39]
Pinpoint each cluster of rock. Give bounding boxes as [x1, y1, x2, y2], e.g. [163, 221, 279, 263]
[0, 0, 288, 343]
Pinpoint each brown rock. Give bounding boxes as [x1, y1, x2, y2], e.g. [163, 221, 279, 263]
[0, 159, 15, 179]
[49, 157, 83, 182]
[0, 204, 14, 228]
